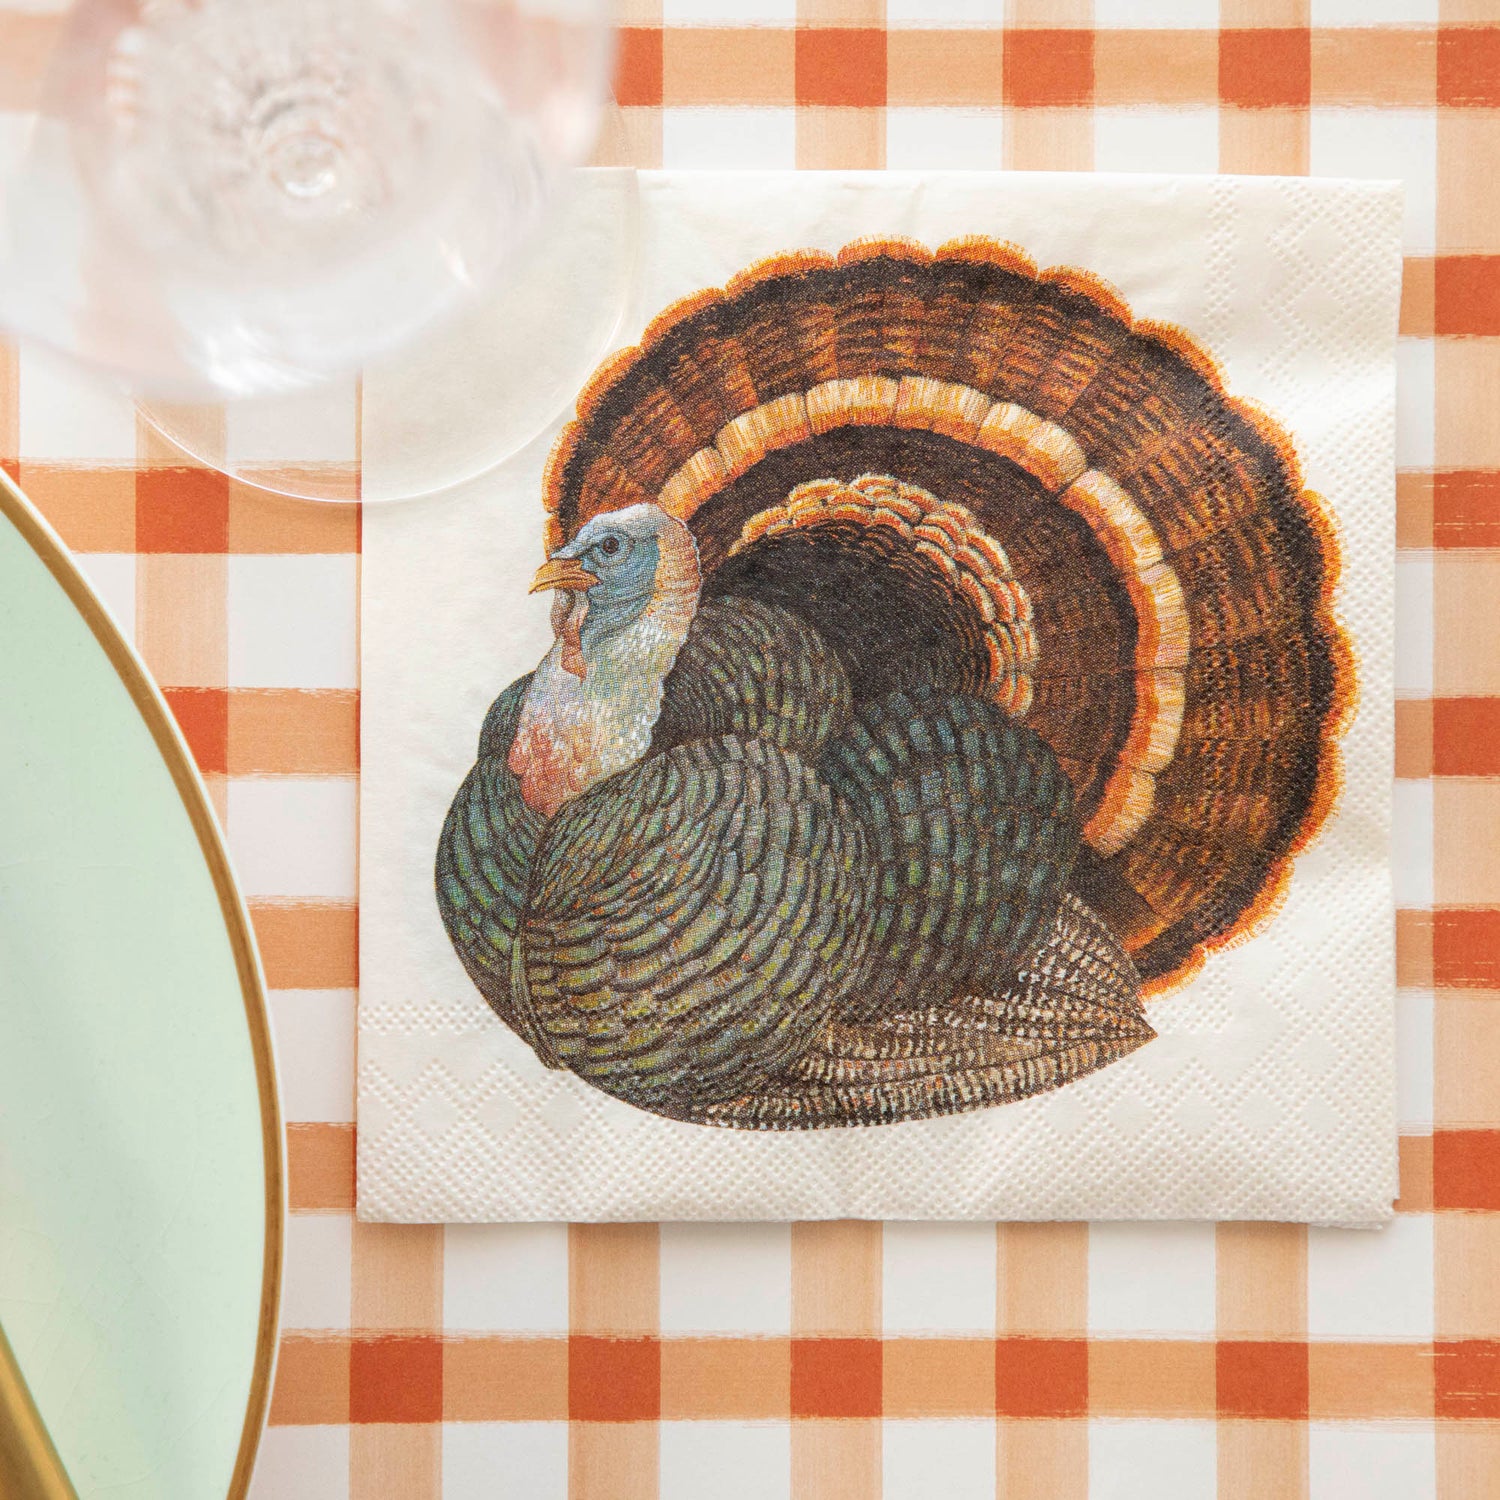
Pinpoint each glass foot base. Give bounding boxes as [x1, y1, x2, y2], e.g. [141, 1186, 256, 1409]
[137, 168, 639, 504]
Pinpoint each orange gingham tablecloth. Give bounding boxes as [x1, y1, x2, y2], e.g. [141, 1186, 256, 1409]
[2, 2, 1498, 1496]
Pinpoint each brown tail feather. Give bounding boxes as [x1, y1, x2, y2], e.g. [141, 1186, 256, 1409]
[542, 239, 1352, 995]
[738, 287, 838, 400]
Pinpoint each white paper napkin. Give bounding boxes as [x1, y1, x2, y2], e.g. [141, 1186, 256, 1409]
[358, 170, 1401, 1225]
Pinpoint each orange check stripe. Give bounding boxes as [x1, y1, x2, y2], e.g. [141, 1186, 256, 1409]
[250, 901, 358, 990]
[1433, 471, 1500, 549]
[264, 1335, 1500, 1427]
[16, 463, 364, 553]
[1434, 699, 1500, 776]
[286, 1123, 356, 1213]
[228, 689, 359, 775]
[1433, 910, 1500, 990]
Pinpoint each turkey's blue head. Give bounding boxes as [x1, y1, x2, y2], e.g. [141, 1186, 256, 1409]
[530, 502, 700, 639]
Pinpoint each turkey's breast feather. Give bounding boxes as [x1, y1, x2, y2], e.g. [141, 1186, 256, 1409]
[435, 673, 544, 1033]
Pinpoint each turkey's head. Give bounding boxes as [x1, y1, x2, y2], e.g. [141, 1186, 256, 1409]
[510, 502, 702, 818]
[530, 502, 701, 670]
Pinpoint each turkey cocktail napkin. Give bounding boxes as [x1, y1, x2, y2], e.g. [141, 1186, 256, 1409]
[359, 171, 1401, 1225]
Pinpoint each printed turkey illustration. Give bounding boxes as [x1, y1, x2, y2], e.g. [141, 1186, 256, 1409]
[435, 238, 1351, 1129]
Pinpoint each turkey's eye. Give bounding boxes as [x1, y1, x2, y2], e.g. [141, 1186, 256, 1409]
[599, 536, 621, 557]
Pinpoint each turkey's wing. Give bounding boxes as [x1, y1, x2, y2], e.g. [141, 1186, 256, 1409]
[518, 734, 876, 1117]
[820, 687, 1081, 1018]
[650, 596, 850, 761]
[690, 893, 1152, 1129]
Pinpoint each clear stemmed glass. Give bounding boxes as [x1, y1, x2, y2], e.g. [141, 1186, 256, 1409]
[0, 0, 629, 501]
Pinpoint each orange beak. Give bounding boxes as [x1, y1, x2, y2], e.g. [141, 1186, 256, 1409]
[529, 557, 598, 594]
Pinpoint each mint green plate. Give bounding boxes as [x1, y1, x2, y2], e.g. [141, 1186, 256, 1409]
[0, 471, 281, 1500]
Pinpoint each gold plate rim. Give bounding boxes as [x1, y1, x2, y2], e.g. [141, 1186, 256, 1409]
[0, 466, 284, 1500]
